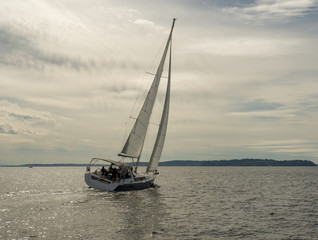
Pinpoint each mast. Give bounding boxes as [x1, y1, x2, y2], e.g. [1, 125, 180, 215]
[118, 19, 176, 171]
[147, 39, 172, 173]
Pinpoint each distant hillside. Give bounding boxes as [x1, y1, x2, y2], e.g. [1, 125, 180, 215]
[159, 159, 316, 166]
[0, 159, 316, 167]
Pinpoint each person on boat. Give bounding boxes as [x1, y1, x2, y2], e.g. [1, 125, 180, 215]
[112, 167, 118, 181]
[126, 166, 133, 178]
[108, 164, 113, 172]
[101, 166, 106, 176]
[125, 169, 131, 178]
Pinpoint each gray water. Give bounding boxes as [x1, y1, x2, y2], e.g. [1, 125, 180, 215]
[0, 167, 317, 240]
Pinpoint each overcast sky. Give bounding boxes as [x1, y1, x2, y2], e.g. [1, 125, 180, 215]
[1, 0, 318, 165]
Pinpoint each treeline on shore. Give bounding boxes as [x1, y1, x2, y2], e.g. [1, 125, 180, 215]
[157, 159, 316, 166]
[1, 159, 316, 167]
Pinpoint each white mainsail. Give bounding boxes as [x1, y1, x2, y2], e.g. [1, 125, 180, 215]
[147, 43, 172, 173]
[119, 19, 176, 161]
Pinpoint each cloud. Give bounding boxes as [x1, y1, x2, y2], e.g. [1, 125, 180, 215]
[226, 98, 286, 120]
[223, 0, 318, 22]
[237, 99, 283, 112]
[227, 93, 318, 123]
[133, 19, 164, 33]
[0, 124, 18, 135]
[249, 139, 318, 158]
[0, 25, 101, 71]
[0, 99, 63, 137]
[187, 37, 300, 57]
[0, 1, 141, 73]
[134, 19, 155, 28]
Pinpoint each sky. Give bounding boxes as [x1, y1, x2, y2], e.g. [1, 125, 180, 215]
[1, 0, 318, 165]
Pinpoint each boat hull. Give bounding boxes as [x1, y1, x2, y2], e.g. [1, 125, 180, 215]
[84, 172, 155, 191]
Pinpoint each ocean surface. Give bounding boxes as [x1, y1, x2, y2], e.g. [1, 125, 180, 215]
[1, 167, 317, 240]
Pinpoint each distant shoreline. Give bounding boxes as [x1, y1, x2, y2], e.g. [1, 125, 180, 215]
[1, 159, 316, 167]
[158, 159, 317, 167]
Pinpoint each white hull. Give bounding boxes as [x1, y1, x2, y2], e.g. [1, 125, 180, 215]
[84, 171, 156, 191]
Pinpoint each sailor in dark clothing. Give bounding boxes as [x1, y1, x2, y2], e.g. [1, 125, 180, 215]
[101, 166, 106, 176]
[108, 164, 113, 171]
[112, 167, 117, 181]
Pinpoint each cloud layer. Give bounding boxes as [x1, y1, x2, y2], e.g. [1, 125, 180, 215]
[1, 0, 318, 164]
[223, 0, 318, 22]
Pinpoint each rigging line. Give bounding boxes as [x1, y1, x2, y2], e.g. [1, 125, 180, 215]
[120, 76, 149, 151]
[149, 121, 160, 126]
[121, 71, 153, 148]
[130, 113, 160, 128]
[145, 71, 168, 78]
[126, 34, 167, 120]
[131, 37, 166, 115]
[145, 37, 167, 74]
[128, 116, 159, 129]
[98, 123, 125, 159]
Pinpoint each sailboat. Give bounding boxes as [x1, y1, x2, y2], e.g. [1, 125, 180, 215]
[85, 19, 176, 191]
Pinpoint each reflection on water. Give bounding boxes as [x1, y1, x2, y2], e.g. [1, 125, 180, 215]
[110, 189, 164, 239]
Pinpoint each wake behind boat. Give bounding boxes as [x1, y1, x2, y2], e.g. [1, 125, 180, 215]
[85, 19, 176, 191]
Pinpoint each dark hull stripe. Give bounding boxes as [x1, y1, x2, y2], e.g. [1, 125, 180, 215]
[114, 180, 155, 191]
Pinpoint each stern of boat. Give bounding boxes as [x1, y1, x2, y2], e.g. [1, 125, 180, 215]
[84, 172, 118, 191]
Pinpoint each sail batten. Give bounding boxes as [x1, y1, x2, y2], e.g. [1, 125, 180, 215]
[119, 19, 176, 162]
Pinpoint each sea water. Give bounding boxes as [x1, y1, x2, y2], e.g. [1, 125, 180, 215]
[0, 167, 317, 239]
